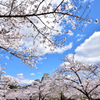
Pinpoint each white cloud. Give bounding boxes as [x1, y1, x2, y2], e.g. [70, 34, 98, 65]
[18, 79, 34, 85]
[76, 34, 84, 37]
[24, 35, 73, 56]
[35, 42, 72, 56]
[38, 72, 41, 74]
[16, 73, 24, 79]
[19, 0, 74, 58]
[5, 56, 10, 60]
[77, 38, 83, 42]
[16, 73, 34, 85]
[30, 73, 35, 76]
[0, 54, 3, 57]
[76, 34, 85, 42]
[75, 31, 100, 64]
[53, 42, 73, 54]
[38, 57, 47, 61]
[21, 26, 71, 57]
[17, 73, 23, 76]
[84, 0, 94, 2]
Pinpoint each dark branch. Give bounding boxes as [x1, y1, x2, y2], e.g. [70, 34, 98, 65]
[9, 0, 15, 15]
[26, 17, 53, 44]
[71, 86, 85, 95]
[54, 0, 64, 12]
[0, 12, 84, 20]
[35, 0, 45, 14]
[89, 84, 100, 94]
[71, 67, 82, 85]
[37, 16, 58, 31]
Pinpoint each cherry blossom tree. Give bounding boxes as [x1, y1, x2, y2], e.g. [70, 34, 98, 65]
[0, 0, 98, 68]
[0, 65, 7, 99]
[30, 79, 56, 100]
[0, 65, 6, 88]
[5, 79, 58, 100]
[53, 54, 100, 100]
[5, 88, 30, 100]
[0, 64, 18, 90]
[52, 74, 69, 100]
[1, 75, 18, 89]
[0, 65, 18, 99]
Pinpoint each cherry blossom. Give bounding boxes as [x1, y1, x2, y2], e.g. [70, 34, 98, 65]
[53, 54, 100, 100]
[0, 0, 98, 68]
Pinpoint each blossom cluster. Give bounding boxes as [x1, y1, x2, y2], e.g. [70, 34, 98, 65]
[0, 0, 98, 67]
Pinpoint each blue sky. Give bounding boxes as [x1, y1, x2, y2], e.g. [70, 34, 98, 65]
[0, 0, 100, 85]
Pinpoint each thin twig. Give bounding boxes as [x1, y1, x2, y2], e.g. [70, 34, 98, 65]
[54, 0, 64, 12]
[9, 0, 15, 15]
[35, 0, 45, 14]
[26, 17, 53, 44]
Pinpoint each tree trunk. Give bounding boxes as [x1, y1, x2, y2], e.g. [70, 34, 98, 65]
[39, 94, 41, 100]
[86, 94, 93, 100]
[61, 92, 63, 100]
[30, 96, 32, 100]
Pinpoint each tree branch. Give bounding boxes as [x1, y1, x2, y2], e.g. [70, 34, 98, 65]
[35, 0, 45, 14]
[9, 0, 15, 15]
[26, 17, 53, 44]
[37, 16, 58, 31]
[88, 84, 100, 95]
[54, 0, 64, 12]
[0, 12, 84, 20]
[71, 85, 85, 95]
[71, 67, 82, 85]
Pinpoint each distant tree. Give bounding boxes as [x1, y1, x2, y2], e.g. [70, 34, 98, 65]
[5, 88, 29, 100]
[5, 79, 56, 100]
[8, 84, 18, 89]
[60, 92, 68, 100]
[53, 54, 100, 100]
[0, 65, 18, 98]
[1, 75, 18, 89]
[0, 0, 98, 68]
[0, 65, 6, 88]
[0, 64, 18, 90]
[31, 80, 54, 100]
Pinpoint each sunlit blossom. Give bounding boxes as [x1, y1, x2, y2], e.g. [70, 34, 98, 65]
[88, 20, 92, 24]
[73, 7, 77, 11]
[72, 26, 76, 30]
[95, 19, 98, 24]
[0, 0, 96, 69]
